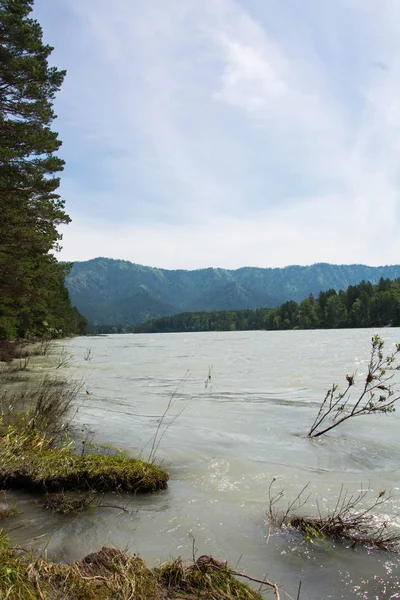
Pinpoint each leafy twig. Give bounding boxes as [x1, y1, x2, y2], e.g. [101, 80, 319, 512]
[308, 335, 400, 437]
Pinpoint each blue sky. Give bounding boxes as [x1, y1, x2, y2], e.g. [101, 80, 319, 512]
[34, 0, 400, 269]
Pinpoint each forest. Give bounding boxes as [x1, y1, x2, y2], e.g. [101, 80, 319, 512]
[133, 278, 400, 333]
[66, 258, 400, 326]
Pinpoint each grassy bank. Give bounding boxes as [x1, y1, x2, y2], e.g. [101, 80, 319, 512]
[0, 533, 265, 600]
[0, 342, 169, 494]
[0, 427, 169, 493]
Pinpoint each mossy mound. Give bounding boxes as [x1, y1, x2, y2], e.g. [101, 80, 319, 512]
[0, 428, 169, 493]
[0, 535, 264, 600]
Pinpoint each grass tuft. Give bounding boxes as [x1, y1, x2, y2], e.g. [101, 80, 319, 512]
[157, 556, 264, 599]
[0, 376, 81, 439]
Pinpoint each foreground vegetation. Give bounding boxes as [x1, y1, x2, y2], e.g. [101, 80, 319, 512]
[0, 536, 267, 600]
[134, 277, 400, 333]
[0, 427, 169, 493]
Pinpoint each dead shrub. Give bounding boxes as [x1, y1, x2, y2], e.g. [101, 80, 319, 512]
[268, 480, 400, 552]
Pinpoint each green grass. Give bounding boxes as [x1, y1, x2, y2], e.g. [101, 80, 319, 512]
[0, 427, 169, 493]
[0, 535, 265, 600]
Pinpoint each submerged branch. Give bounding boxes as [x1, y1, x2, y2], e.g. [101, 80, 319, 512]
[308, 335, 400, 438]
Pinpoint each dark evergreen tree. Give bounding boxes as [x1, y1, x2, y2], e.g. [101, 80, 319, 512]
[0, 0, 84, 337]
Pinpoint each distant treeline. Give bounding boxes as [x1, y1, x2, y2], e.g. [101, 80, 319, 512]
[131, 278, 400, 333]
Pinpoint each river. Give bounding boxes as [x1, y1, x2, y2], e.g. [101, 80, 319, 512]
[7, 329, 400, 599]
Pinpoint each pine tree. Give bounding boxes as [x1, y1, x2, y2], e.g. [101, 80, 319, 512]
[0, 0, 77, 337]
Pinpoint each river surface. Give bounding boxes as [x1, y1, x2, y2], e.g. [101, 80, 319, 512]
[7, 329, 400, 599]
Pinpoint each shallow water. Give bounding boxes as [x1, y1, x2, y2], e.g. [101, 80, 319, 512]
[6, 329, 400, 599]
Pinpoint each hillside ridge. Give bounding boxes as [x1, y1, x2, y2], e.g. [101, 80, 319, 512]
[65, 258, 400, 326]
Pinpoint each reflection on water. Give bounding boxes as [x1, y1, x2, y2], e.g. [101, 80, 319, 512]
[6, 329, 400, 599]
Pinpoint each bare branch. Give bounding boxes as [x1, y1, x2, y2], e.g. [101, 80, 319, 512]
[308, 335, 400, 438]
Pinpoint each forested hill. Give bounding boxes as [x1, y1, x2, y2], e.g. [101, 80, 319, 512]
[135, 278, 400, 333]
[65, 258, 400, 327]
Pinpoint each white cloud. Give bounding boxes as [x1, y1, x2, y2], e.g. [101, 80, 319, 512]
[34, 0, 400, 268]
[58, 188, 400, 269]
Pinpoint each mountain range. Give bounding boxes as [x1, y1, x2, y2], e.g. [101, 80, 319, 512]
[65, 258, 400, 326]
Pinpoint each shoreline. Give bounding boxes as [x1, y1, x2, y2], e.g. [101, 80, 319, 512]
[0, 340, 266, 599]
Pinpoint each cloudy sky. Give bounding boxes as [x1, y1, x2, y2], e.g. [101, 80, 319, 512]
[34, 0, 400, 269]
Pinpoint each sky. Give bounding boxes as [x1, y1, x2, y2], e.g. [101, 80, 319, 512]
[33, 0, 400, 270]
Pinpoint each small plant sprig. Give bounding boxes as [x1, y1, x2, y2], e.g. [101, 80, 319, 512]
[83, 348, 92, 362]
[308, 335, 400, 438]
